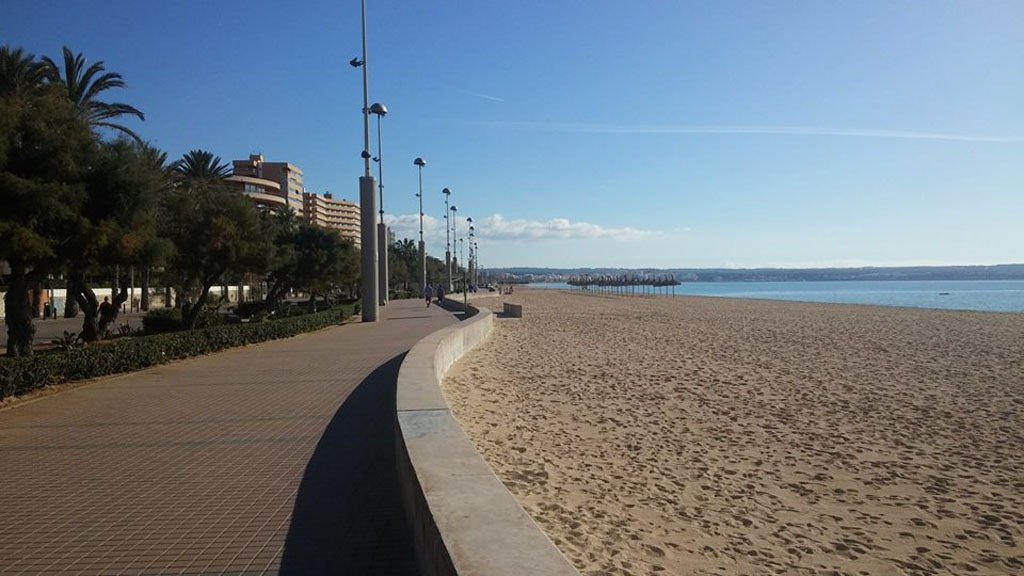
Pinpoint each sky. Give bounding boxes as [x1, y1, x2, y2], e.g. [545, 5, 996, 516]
[4, 1, 1023, 269]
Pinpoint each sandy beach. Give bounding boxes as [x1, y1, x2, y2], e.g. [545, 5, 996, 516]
[444, 288, 1024, 575]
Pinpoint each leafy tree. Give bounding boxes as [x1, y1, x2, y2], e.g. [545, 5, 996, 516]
[40, 46, 144, 142]
[291, 225, 356, 310]
[65, 138, 172, 341]
[162, 152, 269, 329]
[389, 237, 422, 296]
[34, 46, 148, 318]
[134, 143, 175, 311]
[425, 255, 447, 288]
[0, 78, 94, 355]
[262, 216, 359, 309]
[262, 208, 300, 306]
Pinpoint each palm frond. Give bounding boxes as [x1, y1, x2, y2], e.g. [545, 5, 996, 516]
[174, 149, 231, 183]
[81, 70, 125, 103]
[93, 120, 143, 144]
[38, 46, 144, 138]
[88, 101, 145, 122]
[0, 45, 45, 95]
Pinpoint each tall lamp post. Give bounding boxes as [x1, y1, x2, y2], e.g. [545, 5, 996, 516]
[370, 102, 389, 305]
[450, 204, 458, 291]
[458, 238, 465, 290]
[443, 188, 452, 292]
[468, 223, 475, 290]
[473, 241, 479, 286]
[354, 0, 378, 322]
[414, 157, 427, 294]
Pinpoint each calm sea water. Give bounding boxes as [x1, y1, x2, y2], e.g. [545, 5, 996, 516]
[530, 280, 1024, 313]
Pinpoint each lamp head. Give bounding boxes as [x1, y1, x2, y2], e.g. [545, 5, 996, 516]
[442, 187, 451, 196]
[369, 102, 388, 116]
[414, 157, 426, 167]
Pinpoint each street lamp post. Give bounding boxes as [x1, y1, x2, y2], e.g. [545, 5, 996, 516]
[443, 188, 452, 292]
[461, 235, 468, 307]
[414, 158, 426, 294]
[468, 223, 475, 290]
[450, 204, 458, 291]
[355, 0, 378, 322]
[371, 102, 389, 305]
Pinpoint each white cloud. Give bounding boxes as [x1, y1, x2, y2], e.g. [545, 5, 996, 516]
[479, 213, 648, 241]
[461, 89, 505, 103]
[384, 213, 444, 242]
[384, 213, 649, 243]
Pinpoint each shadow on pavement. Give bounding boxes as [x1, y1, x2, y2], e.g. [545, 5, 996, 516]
[279, 353, 420, 576]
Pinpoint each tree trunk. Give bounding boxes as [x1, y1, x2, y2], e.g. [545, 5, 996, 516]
[30, 283, 43, 319]
[165, 285, 171, 309]
[264, 276, 290, 307]
[183, 269, 223, 330]
[98, 285, 129, 337]
[73, 279, 100, 343]
[183, 283, 214, 330]
[308, 291, 317, 313]
[4, 260, 35, 357]
[140, 267, 150, 311]
[63, 274, 79, 318]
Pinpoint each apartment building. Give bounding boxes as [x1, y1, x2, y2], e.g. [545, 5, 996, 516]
[302, 192, 361, 248]
[229, 154, 305, 217]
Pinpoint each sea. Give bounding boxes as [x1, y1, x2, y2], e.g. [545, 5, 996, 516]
[529, 280, 1024, 313]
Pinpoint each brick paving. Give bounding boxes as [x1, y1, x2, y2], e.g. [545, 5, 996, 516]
[0, 299, 456, 575]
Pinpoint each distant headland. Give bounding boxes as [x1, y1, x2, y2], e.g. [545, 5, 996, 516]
[488, 264, 1024, 284]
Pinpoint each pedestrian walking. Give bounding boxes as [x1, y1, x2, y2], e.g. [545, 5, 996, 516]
[425, 284, 433, 307]
[437, 286, 445, 306]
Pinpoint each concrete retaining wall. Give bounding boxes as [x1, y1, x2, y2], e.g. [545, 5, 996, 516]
[395, 302, 580, 576]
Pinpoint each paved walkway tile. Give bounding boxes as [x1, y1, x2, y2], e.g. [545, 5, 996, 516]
[0, 299, 456, 575]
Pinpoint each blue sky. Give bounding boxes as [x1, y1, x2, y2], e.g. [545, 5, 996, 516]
[4, 1, 1022, 268]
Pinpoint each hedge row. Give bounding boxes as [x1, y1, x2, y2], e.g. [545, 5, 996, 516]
[0, 306, 352, 401]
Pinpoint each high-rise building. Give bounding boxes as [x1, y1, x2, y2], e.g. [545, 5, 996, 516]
[229, 154, 305, 216]
[302, 192, 361, 248]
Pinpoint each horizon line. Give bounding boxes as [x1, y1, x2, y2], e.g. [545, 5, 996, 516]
[486, 262, 1024, 271]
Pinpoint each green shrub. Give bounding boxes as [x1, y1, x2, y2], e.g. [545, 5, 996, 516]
[234, 301, 270, 319]
[0, 306, 352, 401]
[195, 309, 225, 329]
[142, 309, 182, 334]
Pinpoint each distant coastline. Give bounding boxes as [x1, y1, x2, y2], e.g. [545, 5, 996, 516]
[490, 263, 1024, 284]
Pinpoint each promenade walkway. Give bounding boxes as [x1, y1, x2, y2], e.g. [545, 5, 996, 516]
[0, 298, 457, 575]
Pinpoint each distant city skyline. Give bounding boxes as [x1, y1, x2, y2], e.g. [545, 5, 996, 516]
[4, 0, 1022, 268]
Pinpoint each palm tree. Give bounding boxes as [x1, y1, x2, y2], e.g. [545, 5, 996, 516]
[137, 141, 171, 175]
[0, 45, 44, 96]
[173, 149, 231, 183]
[40, 46, 144, 141]
[274, 206, 300, 233]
